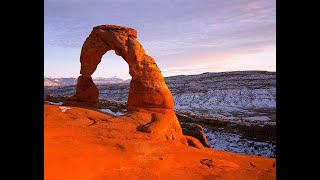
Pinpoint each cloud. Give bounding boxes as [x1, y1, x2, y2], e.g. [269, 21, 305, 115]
[159, 45, 276, 77]
[45, 0, 276, 77]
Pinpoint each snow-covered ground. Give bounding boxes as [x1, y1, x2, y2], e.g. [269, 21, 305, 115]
[203, 128, 275, 157]
[243, 116, 271, 121]
[173, 88, 275, 111]
[45, 71, 276, 122]
[59, 106, 71, 112]
[99, 109, 127, 116]
[45, 101, 63, 105]
[175, 109, 276, 126]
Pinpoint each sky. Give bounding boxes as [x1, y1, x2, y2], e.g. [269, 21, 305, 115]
[44, 0, 276, 79]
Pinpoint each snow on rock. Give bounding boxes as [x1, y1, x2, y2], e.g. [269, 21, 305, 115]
[59, 106, 71, 112]
[172, 88, 276, 110]
[243, 116, 271, 121]
[203, 128, 276, 157]
[45, 101, 63, 105]
[99, 109, 127, 116]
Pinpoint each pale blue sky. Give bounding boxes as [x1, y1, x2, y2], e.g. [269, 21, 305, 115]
[44, 0, 276, 79]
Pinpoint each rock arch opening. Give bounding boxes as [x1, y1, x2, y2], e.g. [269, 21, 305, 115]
[93, 50, 130, 102]
[93, 50, 130, 116]
[92, 50, 130, 82]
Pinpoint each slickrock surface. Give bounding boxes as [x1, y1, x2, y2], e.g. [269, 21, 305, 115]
[45, 104, 276, 180]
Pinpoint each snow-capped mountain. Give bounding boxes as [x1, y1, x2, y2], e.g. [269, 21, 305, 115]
[44, 77, 77, 87]
[44, 77, 130, 86]
[92, 77, 130, 85]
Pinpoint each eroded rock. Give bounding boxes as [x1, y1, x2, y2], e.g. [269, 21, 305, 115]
[63, 25, 185, 144]
[64, 25, 173, 110]
[181, 122, 210, 147]
[185, 136, 204, 149]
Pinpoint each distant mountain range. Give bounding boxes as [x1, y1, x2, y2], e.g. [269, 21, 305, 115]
[44, 76, 130, 86]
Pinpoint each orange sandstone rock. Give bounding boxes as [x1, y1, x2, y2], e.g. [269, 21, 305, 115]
[64, 25, 173, 110]
[185, 135, 204, 149]
[136, 109, 187, 145]
[63, 75, 99, 110]
[63, 25, 185, 144]
[44, 104, 276, 180]
[181, 123, 210, 147]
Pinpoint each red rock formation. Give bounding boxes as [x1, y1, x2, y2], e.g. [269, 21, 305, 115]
[135, 108, 187, 145]
[185, 135, 204, 149]
[63, 76, 99, 109]
[63, 25, 184, 144]
[64, 25, 173, 110]
[45, 104, 276, 179]
[181, 122, 211, 147]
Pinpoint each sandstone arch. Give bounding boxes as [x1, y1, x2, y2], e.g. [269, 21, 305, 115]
[64, 25, 174, 111]
[63, 25, 192, 145]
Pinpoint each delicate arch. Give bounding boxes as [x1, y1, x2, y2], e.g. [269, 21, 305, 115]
[64, 25, 174, 111]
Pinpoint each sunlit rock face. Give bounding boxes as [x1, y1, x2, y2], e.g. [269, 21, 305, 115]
[63, 25, 187, 145]
[63, 75, 99, 109]
[64, 25, 174, 111]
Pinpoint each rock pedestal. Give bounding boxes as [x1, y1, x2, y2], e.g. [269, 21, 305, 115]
[63, 75, 99, 109]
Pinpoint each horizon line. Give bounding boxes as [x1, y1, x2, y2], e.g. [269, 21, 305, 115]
[44, 70, 276, 79]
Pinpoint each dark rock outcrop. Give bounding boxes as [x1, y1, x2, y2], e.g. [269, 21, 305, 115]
[181, 122, 210, 147]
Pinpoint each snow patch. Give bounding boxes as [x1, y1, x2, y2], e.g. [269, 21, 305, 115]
[99, 109, 126, 116]
[243, 116, 271, 121]
[203, 128, 275, 157]
[59, 106, 71, 112]
[45, 101, 63, 105]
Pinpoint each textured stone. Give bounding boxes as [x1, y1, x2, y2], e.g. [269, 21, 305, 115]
[64, 75, 99, 109]
[185, 136, 204, 149]
[45, 104, 276, 179]
[64, 24, 173, 110]
[181, 122, 210, 147]
[63, 25, 184, 144]
[136, 109, 187, 145]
